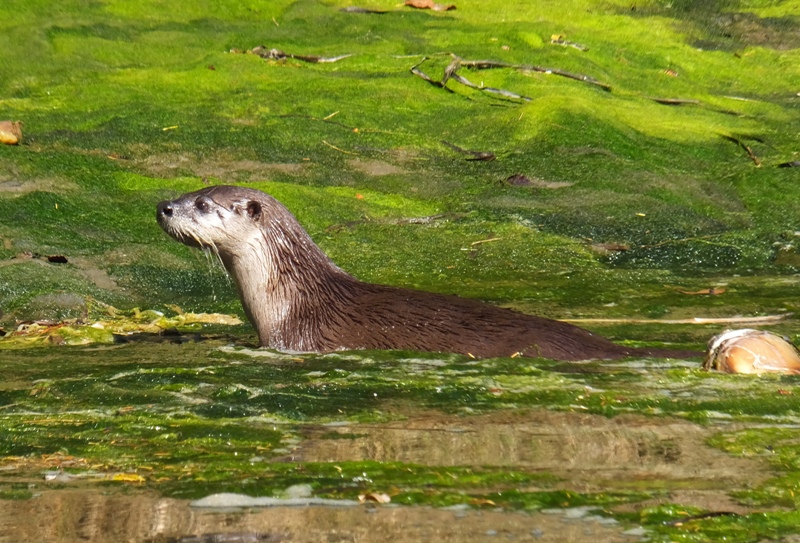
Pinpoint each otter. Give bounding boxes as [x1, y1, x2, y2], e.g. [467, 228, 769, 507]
[157, 185, 698, 361]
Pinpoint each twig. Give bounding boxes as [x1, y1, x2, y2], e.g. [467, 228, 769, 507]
[340, 6, 389, 14]
[550, 36, 589, 52]
[442, 56, 461, 86]
[470, 237, 502, 246]
[410, 55, 610, 104]
[322, 140, 357, 155]
[650, 97, 700, 105]
[564, 314, 791, 325]
[248, 46, 353, 63]
[460, 59, 612, 91]
[450, 72, 532, 102]
[720, 134, 762, 166]
[410, 57, 455, 93]
[524, 65, 611, 90]
[410, 57, 441, 86]
[458, 59, 514, 69]
[441, 140, 496, 161]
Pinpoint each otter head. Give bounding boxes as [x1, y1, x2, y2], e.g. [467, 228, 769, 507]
[156, 185, 349, 351]
[156, 185, 273, 255]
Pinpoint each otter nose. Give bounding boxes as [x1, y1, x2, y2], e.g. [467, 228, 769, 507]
[157, 201, 173, 218]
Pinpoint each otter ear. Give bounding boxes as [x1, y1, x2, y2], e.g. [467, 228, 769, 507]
[246, 201, 262, 222]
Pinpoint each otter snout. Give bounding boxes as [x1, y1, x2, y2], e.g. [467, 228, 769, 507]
[157, 200, 174, 219]
[156, 198, 196, 245]
[156, 192, 227, 250]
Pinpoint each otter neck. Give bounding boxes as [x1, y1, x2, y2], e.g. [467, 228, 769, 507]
[219, 217, 352, 351]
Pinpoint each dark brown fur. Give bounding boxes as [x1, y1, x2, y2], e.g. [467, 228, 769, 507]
[157, 185, 698, 361]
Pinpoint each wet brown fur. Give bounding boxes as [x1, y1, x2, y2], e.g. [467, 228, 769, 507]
[157, 185, 699, 361]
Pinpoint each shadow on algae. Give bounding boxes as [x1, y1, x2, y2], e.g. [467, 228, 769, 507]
[1, 0, 800, 541]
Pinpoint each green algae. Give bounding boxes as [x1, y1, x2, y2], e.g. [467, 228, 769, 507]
[2, 0, 800, 541]
[0, 341, 796, 539]
[710, 427, 800, 510]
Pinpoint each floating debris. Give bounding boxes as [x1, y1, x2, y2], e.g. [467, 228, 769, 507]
[778, 160, 800, 168]
[704, 329, 800, 375]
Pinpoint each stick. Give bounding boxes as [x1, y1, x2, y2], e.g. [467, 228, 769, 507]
[563, 314, 791, 325]
[720, 134, 762, 166]
[322, 140, 357, 155]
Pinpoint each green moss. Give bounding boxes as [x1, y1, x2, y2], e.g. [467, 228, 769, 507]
[710, 428, 800, 509]
[2, 2, 800, 540]
[0, 486, 34, 501]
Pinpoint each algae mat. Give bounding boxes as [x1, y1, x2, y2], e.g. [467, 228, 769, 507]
[1, 1, 800, 541]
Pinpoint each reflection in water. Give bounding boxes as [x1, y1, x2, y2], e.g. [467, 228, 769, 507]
[294, 410, 765, 491]
[0, 489, 634, 543]
[0, 410, 766, 542]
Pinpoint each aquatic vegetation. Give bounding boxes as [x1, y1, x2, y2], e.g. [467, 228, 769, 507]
[1, 0, 800, 540]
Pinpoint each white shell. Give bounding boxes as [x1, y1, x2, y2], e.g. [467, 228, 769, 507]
[704, 329, 800, 375]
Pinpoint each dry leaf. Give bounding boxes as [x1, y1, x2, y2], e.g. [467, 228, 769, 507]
[359, 492, 391, 504]
[676, 287, 726, 295]
[0, 121, 22, 145]
[404, 0, 456, 11]
[550, 35, 589, 51]
[111, 473, 146, 483]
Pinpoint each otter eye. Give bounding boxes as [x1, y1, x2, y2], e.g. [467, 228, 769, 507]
[246, 201, 262, 221]
[195, 197, 211, 213]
